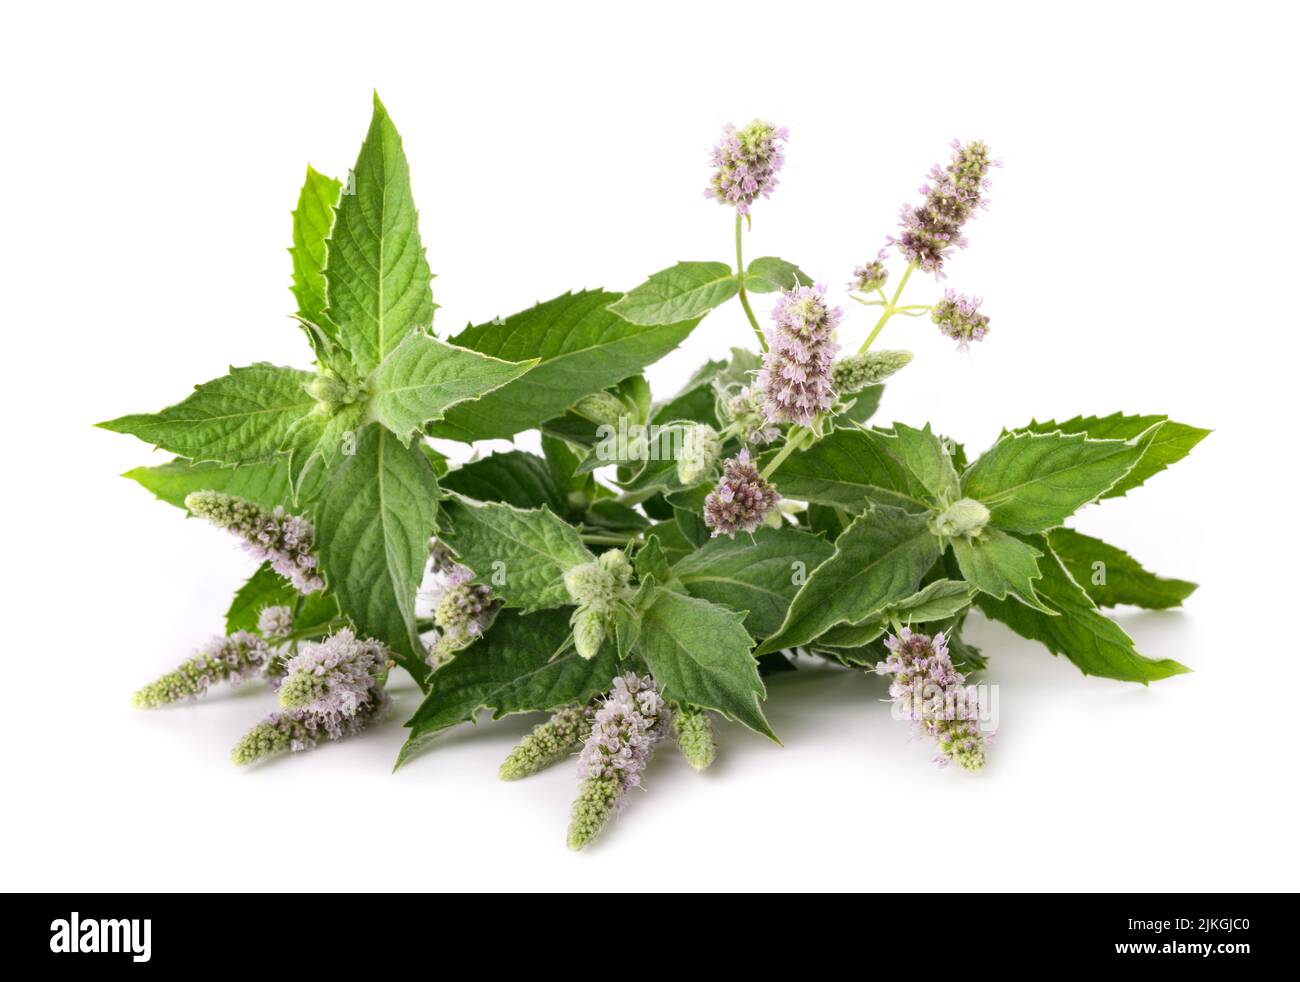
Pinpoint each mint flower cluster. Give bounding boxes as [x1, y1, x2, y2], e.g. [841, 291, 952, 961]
[705, 120, 788, 214]
[103, 94, 1205, 852]
[876, 629, 987, 771]
[568, 674, 670, 850]
[895, 139, 995, 274]
[186, 491, 324, 594]
[233, 630, 389, 765]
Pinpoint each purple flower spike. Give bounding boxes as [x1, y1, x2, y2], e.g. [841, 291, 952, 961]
[758, 282, 842, 426]
[894, 140, 995, 275]
[703, 449, 781, 537]
[705, 120, 788, 214]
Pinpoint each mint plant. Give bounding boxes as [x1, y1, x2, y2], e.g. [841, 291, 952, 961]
[100, 96, 1207, 850]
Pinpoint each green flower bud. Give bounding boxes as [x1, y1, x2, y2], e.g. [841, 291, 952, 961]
[831, 350, 914, 394]
[572, 390, 626, 427]
[674, 705, 717, 771]
[676, 424, 721, 485]
[932, 497, 991, 539]
[564, 553, 633, 613]
[566, 775, 621, 850]
[572, 606, 607, 660]
[306, 373, 350, 407]
[499, 705, 593, 780]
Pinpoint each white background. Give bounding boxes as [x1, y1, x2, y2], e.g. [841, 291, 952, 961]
[2, 1, 1296, 892]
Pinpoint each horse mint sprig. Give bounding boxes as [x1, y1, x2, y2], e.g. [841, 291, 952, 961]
[99, 95, 1207, 851]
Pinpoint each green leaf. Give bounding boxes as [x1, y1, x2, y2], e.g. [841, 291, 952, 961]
[838, 384, 884, 426]
[123, 456, 308, 512]
[651, 358, 728, 427]
[313, 425, 439, 683]
[952, 527, 1053, 613]
[98, 364, 315, 465]
[225, 563, 296, 634]
[765, 427, 930, 513]
[962, 428, 1153, 533]
[744, 256, 813, 293]
[1047, 527, 1197, 609]
[440, 450, 567, 513]
[289, 165, 343, 355]
[891, 422, 961, 505]
[1020, 414, 1209, 499]
[324, 93, 434, 374]
[608, 261, 739, 325]
[366, 332, 534, 442]
[633, 536, 679, 590]
[976, 542, 1190, 682]
[674, 526, 834, 637]
[643, 520, 696, 564]
[397, 608, 618, 768]
[756, 507, 941, 654]
[436, 494, 593, 612]
[820, 578, 978, 651]
[427, 291, 700, 442]
[635, 588, 776, 740]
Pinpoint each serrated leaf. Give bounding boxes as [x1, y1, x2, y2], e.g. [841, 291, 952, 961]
[325, 94, 434, 374]
[440, 450, 567, 513]
[123, 456, 308, 512]
[1047, 527, 1197, 609]
[633, 536, 678, 589]
[891, 421, 961, 505]
[635, 588, 776, 740]
[674, 526, 834, 637]
[1020, 413, 1209, 499]
[436, 494, 593, 612]
[427, 291, 700, 442]
[397, 608, 619, 768]
[608, 261, 739, 325]
[962, 428, 1152, 533]
[764, 426, 931, 513]
[951, 527, 1054, 613]
[98, 364, 315, 465]
[366, 332, 533, 442]
[313, 425, 439, 684]
[976, 542, 1190, 682]
[820, 578, 977, 650]
[756, 507, 941, 654]
[744, 256, 813, 293]
[289, 165, 343, 355]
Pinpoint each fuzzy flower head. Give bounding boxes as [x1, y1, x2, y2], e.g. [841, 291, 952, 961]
[931, 290, 990, 349]
[231, 694, 389, 765]
[724, 386, 781, 446]
[564, 550, 636, 660]
[851, 249, 890, 294]
[429, 562, 499, 651]
[257, 605, 294, 639]
[876, 628, 987, 771]
[185, 491, 324, 594]
[703, 450, 781, 538]
[278, 628, 386, 717]
[705, 120, 789, 215]
[568, 674, 670, 849]
[895, 140, 995, 275]
[132, 631, 270, 708]
[758, 283, 842, 426]
[676, 424, 721, 485]
[499, 704, 594, 781]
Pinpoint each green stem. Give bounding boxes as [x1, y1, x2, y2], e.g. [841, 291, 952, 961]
[760, 427, 807, 480]
[859, 262, 917, 353]
[735, 212, 768, 352]
[580, 532, 642, 546]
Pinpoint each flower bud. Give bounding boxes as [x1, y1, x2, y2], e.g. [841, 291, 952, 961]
[931, 498, 991, 539]
[831, 350, 914, 394]
[676, 424, 721, 485]
[572, 606, 607, 661]
[572, 390, 626, 427]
